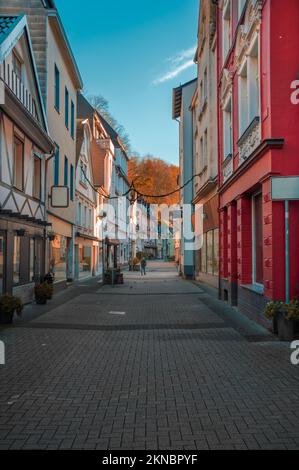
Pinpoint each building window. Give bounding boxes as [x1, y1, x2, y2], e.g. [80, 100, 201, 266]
[252, 192, 263, 285]
[223, 97, 232, 159]
[70, 164, 74, 201]
[222, 0, 231, 62]
[0, 234, 5, 294]
[30, 238, 35, 282]
[200, 229, 219, 276]
[203, 129, 208, 168]
[54, 64, 60, 112]
[78, 202, 82, 226]
[201, 233, 207, 273]
[238, 0, 246, 20]
[89, 208, 92, 228]
[64, 156, 68, 186]
[238, 36, 260, 137]
[33, 155, 41, 199]
[49, 235, 67, 282]
[65, 87, 69, 129]
[71, 101, 75, 139]
[12, 52, 22, 80]
[54, 145, 59, 185]
[80, 163, 87, 185]
[13, 136, 24, 191]
[13, 235, 21, 286]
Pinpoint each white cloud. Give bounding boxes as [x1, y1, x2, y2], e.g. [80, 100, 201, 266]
[153, 45, 196, 85]
[167, 45, 197, 65]
[153, 60, 195, 85]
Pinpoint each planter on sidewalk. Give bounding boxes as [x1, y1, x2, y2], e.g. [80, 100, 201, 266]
[265, 300, 299, 341]
[34, 283, 51, 305]
[0, 295, 23, 324]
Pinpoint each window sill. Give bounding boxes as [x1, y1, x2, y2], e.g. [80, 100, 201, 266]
[241, 283, 264, 295]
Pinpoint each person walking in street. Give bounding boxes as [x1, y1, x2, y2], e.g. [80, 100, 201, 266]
[140, 257, 147, 276]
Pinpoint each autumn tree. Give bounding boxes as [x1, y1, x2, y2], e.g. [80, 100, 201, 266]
[128, 155, 180, 205]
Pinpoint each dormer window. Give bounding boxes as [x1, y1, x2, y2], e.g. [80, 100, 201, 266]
[12, 52, 22, 80]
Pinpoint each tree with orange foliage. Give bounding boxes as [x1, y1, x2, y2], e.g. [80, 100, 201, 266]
[128, 155, 179, 205]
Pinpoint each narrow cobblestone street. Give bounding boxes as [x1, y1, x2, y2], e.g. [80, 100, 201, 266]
[1, 262, 299, 450]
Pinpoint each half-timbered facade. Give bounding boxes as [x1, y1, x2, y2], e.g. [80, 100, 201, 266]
[0, 14, 53, 302]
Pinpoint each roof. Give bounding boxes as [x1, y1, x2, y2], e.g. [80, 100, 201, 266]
[76, 120, 85, 164]
[90, 140, 106, 188]
[172, 78, 197, 119]
[0, 15, 22, 43]
[0, 14, 48, 132]
[47, 9, 83, 90]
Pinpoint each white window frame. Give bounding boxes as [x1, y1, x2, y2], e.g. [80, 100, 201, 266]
[238, 34, 260, 138]
[223, 95, 233, 160]
[222, 0, 231, 63]
[238, 0, 246, 21]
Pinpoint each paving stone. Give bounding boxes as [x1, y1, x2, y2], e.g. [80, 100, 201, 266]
[0, 262, 298, 449]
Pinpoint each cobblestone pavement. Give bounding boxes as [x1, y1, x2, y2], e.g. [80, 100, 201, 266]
[1, 261, 299, 450]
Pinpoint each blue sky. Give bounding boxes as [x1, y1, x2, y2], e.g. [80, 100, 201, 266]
[55, 0, 199, 165]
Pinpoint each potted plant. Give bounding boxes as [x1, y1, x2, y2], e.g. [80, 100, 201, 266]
[0, 294, 23, 324]
[265, 300, 299, 341]
[34, 283, 49, 305]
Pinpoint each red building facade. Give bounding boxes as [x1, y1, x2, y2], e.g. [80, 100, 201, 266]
[217, 0, 299, 323]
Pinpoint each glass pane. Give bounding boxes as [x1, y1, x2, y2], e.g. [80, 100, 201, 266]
[13, 236, 20, 285]
[30, 238, 35, 282]
[213, 229, 219, 276]
[201, 233, 207, 273]
[14, 138, 23, 191]
[50, 235, 67, 281]
[0, 235, 4, 293]
[254, 193, 263, 284]
[207, 230, 214, 275]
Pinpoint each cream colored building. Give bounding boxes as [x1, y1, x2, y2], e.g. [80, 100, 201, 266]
[0, 1, 83, 286]
[192, 0, 219, 288]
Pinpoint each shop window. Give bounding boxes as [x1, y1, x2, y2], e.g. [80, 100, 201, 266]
[207, 230, 214, 275]
[0, 234, 4, 293]
[201, 233, 207, 273]
[78, 245, 92, 278]
[13, 235, 21, 285]
[33, 155, 41, 199]
[49, 235, 67, 282]
[13, 136, 24, 191]
[213, 229, 219, 276]
[29, 238, 35, 282]
[252, 192, 263, 285]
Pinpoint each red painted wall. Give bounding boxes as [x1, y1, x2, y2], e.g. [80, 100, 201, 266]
[217, 0, 299, 303]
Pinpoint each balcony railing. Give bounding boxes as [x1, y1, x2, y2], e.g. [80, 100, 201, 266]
[96, 138, 114, 154]
[0, 60, 39, 121]
[238, 116, 261, 165]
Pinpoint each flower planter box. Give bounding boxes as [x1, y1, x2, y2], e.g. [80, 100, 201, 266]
[0, 310, 13, 325]
[276, 312, 299, 341]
